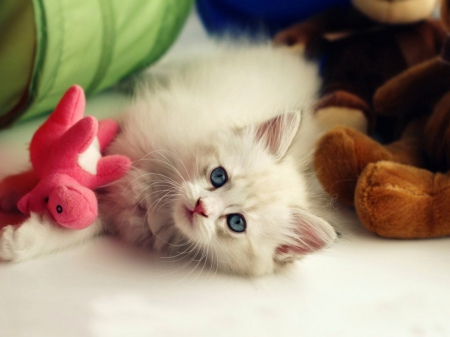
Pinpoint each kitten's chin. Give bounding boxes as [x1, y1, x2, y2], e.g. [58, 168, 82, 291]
[173, 203, 205, 242]
[173, 207, 193, 237]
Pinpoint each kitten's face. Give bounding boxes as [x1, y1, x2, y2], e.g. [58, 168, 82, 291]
[172, 113, 337, 276]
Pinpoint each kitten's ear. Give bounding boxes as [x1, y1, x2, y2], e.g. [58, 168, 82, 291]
[255, 112, 301, 160]
[275, 209, 337, 262]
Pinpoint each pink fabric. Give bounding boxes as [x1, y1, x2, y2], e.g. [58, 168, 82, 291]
[18, 85, 131, 229]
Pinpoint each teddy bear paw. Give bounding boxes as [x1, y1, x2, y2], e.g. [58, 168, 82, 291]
[355, 161, 450, 239]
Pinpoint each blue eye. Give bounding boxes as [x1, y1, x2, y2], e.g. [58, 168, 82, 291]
[227, 214, 246, 233]
[210, 167, 228, 188]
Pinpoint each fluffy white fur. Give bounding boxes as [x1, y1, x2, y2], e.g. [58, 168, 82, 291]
[100, 42, 339, 276]
[0, 213, 102, 261]
[0, 42, 343, 276]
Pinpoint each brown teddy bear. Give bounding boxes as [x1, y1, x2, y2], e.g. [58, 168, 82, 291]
[274, 0, 444, 137]
[313, 0, 450, 239]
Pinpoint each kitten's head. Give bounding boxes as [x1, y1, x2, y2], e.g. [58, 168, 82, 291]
[172, 112, 337, 276]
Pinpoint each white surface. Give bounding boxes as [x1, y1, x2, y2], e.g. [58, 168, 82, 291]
[1, 11, 450, 337]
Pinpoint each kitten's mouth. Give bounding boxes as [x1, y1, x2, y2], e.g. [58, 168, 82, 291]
[183, 205, 206, 227]
[183, 206, 194, 226]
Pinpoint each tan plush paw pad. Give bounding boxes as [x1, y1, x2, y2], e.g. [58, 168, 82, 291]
[355, 161, 450, 239]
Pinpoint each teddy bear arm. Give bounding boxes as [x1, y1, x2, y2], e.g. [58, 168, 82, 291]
[424, 91, 450, 171]
[427, 19, 448, 53]
[383, 117, 426, 168]
[374, 57, 450, 117]
[314, 117, 426, 206]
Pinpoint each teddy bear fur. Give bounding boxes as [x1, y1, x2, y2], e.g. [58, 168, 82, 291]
[314, 0, 450, 239]
[274, 0, 444, 137]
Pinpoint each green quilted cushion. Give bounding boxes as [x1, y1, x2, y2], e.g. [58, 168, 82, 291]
[0, 0, 193, 127]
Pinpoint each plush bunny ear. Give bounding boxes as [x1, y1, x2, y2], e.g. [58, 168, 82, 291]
[30, 85, 86, 156]
[275, 209, 337, 262]
[47, 85, 86, 126]
[255, 112, 301, 160]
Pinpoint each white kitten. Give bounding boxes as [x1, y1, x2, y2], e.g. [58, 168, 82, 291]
[100, 42, 338, 276]
[1, 42, 341, 276]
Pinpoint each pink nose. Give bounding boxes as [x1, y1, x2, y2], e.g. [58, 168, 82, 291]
[193, 198, 208, 217]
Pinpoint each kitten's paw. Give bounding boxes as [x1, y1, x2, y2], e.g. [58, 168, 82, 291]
[0, 214, 47, 261]
[0, 225, 25, 261]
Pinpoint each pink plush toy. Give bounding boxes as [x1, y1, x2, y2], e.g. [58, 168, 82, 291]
[17, 85, 131, 229]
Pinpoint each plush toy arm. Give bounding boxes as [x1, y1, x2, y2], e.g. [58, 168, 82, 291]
[97, 119, 119, 151]
[374, 56, 450, 117]
[427, 19, 449, 53]
[94, 155, 132, 187]
[424, 91, 450, 171]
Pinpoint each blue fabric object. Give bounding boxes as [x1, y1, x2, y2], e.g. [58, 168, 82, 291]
[196, 0, 351, 36]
